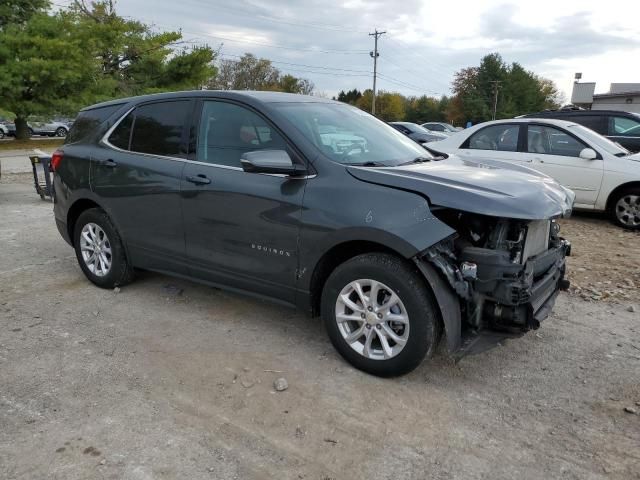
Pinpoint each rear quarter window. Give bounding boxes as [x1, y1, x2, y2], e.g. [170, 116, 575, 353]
[65, 104, 125, 144]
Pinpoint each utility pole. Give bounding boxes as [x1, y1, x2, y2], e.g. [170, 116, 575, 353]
[490, 80, 502, 120]
[369, 29, 386, 115]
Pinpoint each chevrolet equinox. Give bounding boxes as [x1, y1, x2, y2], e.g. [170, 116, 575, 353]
[53, 91, 574, 376]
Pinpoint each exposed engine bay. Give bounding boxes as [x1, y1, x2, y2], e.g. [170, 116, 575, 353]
[416, 208, 571, 353]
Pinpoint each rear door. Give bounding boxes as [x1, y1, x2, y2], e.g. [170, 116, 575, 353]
[180, 99, 307, 303]
[91, 99, 193, 273]
[524, 123, 603, 206]
[607, 114, 640, 152]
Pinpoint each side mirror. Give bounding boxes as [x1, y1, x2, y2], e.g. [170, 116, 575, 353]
[240, 150, 306, 176]
[579, 148, 597, 160]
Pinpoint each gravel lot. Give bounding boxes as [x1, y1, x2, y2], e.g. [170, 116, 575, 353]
[1, 174, 639, 480]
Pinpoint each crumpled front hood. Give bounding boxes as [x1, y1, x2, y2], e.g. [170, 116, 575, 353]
[347, 155, 575, 220]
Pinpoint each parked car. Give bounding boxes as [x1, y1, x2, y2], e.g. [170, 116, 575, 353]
[6, 119, 72, 137]
[430, 118, 640, 229]
[421, 122, 462, 135]
[519, 109, 640, 153]
[52, 91, 573, 376]
[31, 119, 72, 137]
[317, 124, 367, 155]
[389, 122, 448, 145]
[5, 123, 34, 137]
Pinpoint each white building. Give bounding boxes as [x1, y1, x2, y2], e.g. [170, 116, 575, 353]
[571, 82, 640, 113]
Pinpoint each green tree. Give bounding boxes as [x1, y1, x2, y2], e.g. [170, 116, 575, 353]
[209, 53, 313, 94]
[0, 0, 49, 28]
[356, 90, 405, 121]
[0, 12, 97, 138]
[336, 88, 362, 105]
[450, 53, 561, 124]
[70, 0, 216, 97]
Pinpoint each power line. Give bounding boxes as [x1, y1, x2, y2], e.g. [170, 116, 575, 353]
[219, 53, 372, 75]
[147, 22, 369, 55]
[184, 1, 370, 34]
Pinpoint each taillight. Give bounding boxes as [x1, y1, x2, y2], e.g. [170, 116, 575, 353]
[50, 150, 63, 171]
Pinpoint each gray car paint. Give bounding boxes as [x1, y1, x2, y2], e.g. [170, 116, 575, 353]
[54, 90, 573, 314]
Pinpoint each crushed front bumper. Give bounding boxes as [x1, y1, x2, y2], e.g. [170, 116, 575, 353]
[416, 237, 571, 357]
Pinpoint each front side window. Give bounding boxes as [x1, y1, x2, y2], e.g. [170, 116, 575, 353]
[527, 125, 588, 157]
[428, 124, 445, 131]
[467, 124, 520, 151]
[129, 101, 191, 157]
[197, 101, 288, 167]
[610, 116, 640, 137]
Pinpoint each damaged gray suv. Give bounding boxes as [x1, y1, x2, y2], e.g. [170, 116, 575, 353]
[52, 91, 574, 376]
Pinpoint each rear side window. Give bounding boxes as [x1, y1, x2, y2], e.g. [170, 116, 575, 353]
[108, 112, 133, 150]
[565, 115, 604, 133]
[466, 124, 520, 151]
[609, 116, 640, 137]
[130, 101, 191, 157]
[65, 103, 124, 144]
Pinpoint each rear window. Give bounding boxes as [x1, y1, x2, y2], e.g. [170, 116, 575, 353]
[65, 104, 124, 144]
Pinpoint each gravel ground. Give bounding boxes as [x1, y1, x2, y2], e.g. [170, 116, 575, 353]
[1, 176, 639, 480]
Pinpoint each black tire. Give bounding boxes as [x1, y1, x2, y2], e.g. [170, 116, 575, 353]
[609, 188, 640, 230]
[321, 253, 441, 377]
[0, 130, 5, 139]
[73, 208, 135, 288]
[55, 127, 67, 137]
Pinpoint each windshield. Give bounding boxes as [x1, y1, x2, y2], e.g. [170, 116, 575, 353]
[567, 124, 630, 157]
[274, 102, 433, 166]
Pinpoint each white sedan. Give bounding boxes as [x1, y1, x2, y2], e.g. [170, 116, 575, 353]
[431, 118, 640, 229]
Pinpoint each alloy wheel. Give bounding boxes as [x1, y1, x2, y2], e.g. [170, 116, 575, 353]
[335, 279, 410, 360]
[80, 223, 112, 277]
[615, 194, 640, 227]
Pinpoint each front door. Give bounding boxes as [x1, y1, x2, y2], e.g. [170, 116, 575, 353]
[524, 124, 603, 207]
[181, 100, 307, 304]
[91, 99, 193, 273]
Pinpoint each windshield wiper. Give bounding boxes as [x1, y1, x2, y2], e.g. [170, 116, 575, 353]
[399, 156, 432, 166]
[344, 161, 386, 167]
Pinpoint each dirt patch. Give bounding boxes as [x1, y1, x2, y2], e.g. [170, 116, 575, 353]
[560, 214, 640, 304]
[1, 179, 639, 480]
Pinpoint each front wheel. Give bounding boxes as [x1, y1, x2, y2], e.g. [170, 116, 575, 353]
[73, 208, 135, 288]
[321, 253, 441, 377]
[610, 188, 640, 230]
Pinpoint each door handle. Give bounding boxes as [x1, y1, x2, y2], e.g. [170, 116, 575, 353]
[100, 159, 117, 168]
[186, 174, 211, 185]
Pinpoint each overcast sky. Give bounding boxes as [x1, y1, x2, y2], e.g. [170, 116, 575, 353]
[113, 0, 640, 100]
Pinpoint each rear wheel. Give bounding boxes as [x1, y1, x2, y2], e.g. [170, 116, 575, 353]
[321, 253, 440, 377]
[610, 188, 640, 230]
[55, 127, 67, 137]
[73, 208, 134, 288]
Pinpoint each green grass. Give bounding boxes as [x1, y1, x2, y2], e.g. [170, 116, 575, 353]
[0, 138, 64, 151]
